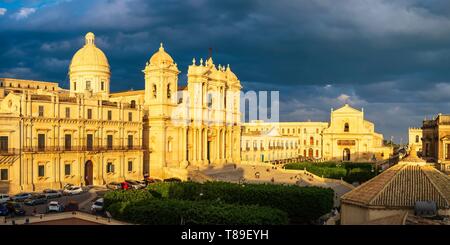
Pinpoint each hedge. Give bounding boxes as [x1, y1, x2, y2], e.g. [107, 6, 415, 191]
[108, 198, 289, 225]
[148, 181, 334, 223]
[103, 189, 153, 209]
[284, 161, 376, 183]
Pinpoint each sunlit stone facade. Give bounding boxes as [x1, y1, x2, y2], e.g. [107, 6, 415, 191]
[0, 32, 242, 193]
[422, 114, 450, 174]
[242, 104, 392, 163]
[0, 33, 145, 193]
[408, 127, 423, 153]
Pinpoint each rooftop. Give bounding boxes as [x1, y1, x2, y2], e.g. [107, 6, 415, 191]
[341, 156, 450, 209]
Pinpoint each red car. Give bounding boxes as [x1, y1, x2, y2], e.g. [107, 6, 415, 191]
[121, 182, 130, 190]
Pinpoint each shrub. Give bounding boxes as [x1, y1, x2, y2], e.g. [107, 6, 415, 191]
[103, 189, 152, 209]
[148, 181, 334, 223]
[285, 161, 376, 183]
[108, 198, 289, 225]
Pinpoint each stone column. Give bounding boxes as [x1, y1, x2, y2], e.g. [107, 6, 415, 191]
[203, 129, 208, 165]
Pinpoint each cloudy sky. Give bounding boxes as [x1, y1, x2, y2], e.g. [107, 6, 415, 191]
[1, 0, 450, 143]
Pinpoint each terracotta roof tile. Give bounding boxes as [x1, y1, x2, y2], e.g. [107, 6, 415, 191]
[341, 163, 450, 209]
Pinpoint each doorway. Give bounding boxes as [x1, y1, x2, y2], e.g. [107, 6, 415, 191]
[308, 148, 314, 158]
[343, 148, 351, 161]
[84, 160, 93, 186]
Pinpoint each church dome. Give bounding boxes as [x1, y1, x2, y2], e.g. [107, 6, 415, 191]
[69, 32, 110, 74]
[149, 43, 174, 65]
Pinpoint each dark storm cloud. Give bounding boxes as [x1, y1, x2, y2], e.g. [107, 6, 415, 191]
[1, 0, 450, 141]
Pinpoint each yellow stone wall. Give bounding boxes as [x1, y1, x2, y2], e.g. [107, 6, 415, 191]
[242, 105, 392, 164]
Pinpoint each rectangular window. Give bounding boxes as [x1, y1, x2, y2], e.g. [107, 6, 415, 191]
[86, 81, 91, 90]
[65, 107, 70, 118]
[128, 161, 133, 172]
[64, 134, 72, 151]
[38, 134, 45, 151]
[107, 135, 113, 150]
[447, 144, 450, 160]
[107, 162, 114, 173]
[108, 110, 112, 121]
[128, 112, 132, 122]
[101, 81, 105, 91]
[0, 169, 8, 180]
[128, 135, 133, 149]
[38, 165, 45, 177]
[87, 134, 93, 151]
[38, 105, 44, 117]
[87, 109, 92, 119]
[0, 136, 8, 152]
[73, 82, 77, 90]
[64, 164, 71, 176]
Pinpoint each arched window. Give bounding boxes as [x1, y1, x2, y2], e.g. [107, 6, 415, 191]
[303, 150, 307, 157]
[167, 84, 171, 99]
[310, 136, 314, 145]
[85, 81, 91, 90]
[207, 93, 213, 108]
[415, 135, 420, 143]
[152, 84, 157, 98]
[344, 123, 349, 132]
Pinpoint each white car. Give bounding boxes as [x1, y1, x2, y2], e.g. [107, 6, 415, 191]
[43, 189, 62, 199]
[90, 198, 104, 213]
[63, 186, 83, 195]
[47, 201, 63, 213]
[0, 194, 10, 204]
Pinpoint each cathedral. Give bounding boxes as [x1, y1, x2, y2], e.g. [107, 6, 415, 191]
[0, 32, 241, 193]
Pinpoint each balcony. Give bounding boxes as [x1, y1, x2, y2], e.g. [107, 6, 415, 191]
[21, 145, 146, 153]
[0, 148, 21, 156]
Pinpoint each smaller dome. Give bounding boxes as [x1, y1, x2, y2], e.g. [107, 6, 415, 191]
[149, 43, 174, 65]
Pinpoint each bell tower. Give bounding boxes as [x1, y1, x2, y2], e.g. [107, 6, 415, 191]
[143, 43, 180, 178]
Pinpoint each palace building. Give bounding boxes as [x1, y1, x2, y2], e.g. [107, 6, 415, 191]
[0, 32, 242, 193]
[241, 125, 301, 164]
[241, 104, 392, 163]
[422, 113, 450, 174]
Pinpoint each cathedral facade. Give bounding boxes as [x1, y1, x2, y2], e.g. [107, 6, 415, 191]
[0, 32, 241, 193]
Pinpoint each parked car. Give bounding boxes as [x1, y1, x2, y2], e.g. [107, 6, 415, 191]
[24, 194, 48, 206]
[0, 194, 10, 204]
[163, 177, 182, 182]
[125, 180, 145, 189]
[63, 186, 83, 195]
[0, 204, 9, 216]
[10, 193, 33, 202]
[146, 177, 162, 184]
[47, 201, 63, 213]
[5, 202, 26, 216]
[63, 183, 74, 190]
[64, 200, 79, 212]
[106, 182, 122, 190]
[43, 189, 62, 199]
[90, 198, 104, 213]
